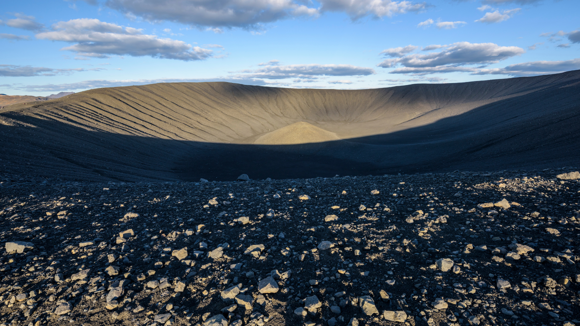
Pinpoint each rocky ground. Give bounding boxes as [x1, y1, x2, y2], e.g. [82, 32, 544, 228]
[1, 168, 579, 326]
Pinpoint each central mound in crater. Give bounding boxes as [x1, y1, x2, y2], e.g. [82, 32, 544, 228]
[254, 122, 340, 145]
[1, 70, 579, 181]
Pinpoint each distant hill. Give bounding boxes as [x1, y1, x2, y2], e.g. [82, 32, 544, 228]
[47, 92, 74, 99]
[0, 92, 74, 108]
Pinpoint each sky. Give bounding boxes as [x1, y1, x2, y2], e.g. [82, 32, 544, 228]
[0, 0, 579, 96]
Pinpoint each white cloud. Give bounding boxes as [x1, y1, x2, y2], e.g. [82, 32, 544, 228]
[1, 13, 44, 31]
[390, 66, 477, 75]
[36, 19, 215, 61]
[378, 42, 525, 75]
[418, 18, 434, 27]
[101, 0, 426, 29]
[482, 0, 541, 4]
[328, 80, 353, 84]
[318, 0, 427, 21]
[0, 64, 101, 77]
[475, 58, 580, 76]
[381, 45, 418, 57]
[104, 0, 318, 29]
[418, 19, 466, 29]
[236, 63, 375, 80]
[475, 8, 520, 23]
[0, 33, 29, 40]
[477, 5, 493, 11]
[436, 21, 466, 29]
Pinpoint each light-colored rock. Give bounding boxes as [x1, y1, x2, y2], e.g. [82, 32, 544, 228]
[221, 285, 240, 300]
[105, 265, 120, 276]
[359, 295, 379, 316]
[71, 269, 90, 281]
[557, 171, 580, 180]
[208, 247, 223, 259]
[436, 258, 454, 272]
[203, 314, 228, 326]
[497, 278, 511, 290]
[545, 228, 560, 236]
[384, 310, 407, 322]
[119, 229, 134, 239]
[298, 194, 310, 200]
[174, 281, 186, 292]
[432, 298, 448, 310]
[371, 189, 380, 195]
[172, 247, 188, 260]
[55, 302, 72, 315]
[305, 295, 322, 311]
[236, 216, 250, 225]
[79, 241, 94, 247]
[5, 241, 34, 254]
[106, 287, 124, 303]
[494, 199, 511, 209]
[325, 214, 339, 222]
[258, 276, 279, 294]
[154, 313, 172, 324]
[235, 294, 253, 310]
[244, 244, 265, 257]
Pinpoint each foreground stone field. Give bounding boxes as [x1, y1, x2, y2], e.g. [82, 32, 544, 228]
[1, 169, 579, 326]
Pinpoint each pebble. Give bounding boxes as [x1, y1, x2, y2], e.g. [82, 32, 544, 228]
[383, 310, 407, 322]
[304, 295, 322, 312]
[5, 241, 34, 254]
[359, 295, 379, 316]
[436, 258, 454, 272]
[54, 302, 72, 315]
[203, 314, 228, 326]
[258, 276, 279, 294]
[220, 285, 240, 300]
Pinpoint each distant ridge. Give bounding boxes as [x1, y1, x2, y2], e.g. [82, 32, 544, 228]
[0, 92, 74, 109]
[1, 70, 579, 181]
[47, 92, 74, 99]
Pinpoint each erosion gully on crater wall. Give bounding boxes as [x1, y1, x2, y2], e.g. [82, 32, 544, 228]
[0, 70, 579, 182]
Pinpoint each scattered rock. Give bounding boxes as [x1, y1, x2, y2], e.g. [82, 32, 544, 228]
[359, 295, 379, 316]
[305, 295, 322, 312]
[54, 302, 72, 315]
[557, 171, 580, 180]
[172, 247, 188, 260]
[384, 310, 407, 322]
[258, 276, 279, 294]
[436, 258, 454, 272]
[5, 241, 34, 254]
[237, 174, 250, 181]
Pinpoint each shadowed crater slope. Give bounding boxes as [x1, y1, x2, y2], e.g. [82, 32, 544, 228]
[1, 70, 579, 181]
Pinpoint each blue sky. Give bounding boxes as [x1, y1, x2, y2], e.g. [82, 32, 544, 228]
[1, 0, 579, 96]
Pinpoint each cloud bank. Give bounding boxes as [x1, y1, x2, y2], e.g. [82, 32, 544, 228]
[36, 19, 214, 61]
[378, 42, 525, 75]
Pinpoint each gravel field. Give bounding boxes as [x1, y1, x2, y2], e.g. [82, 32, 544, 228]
[1, 168, 579, 326]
